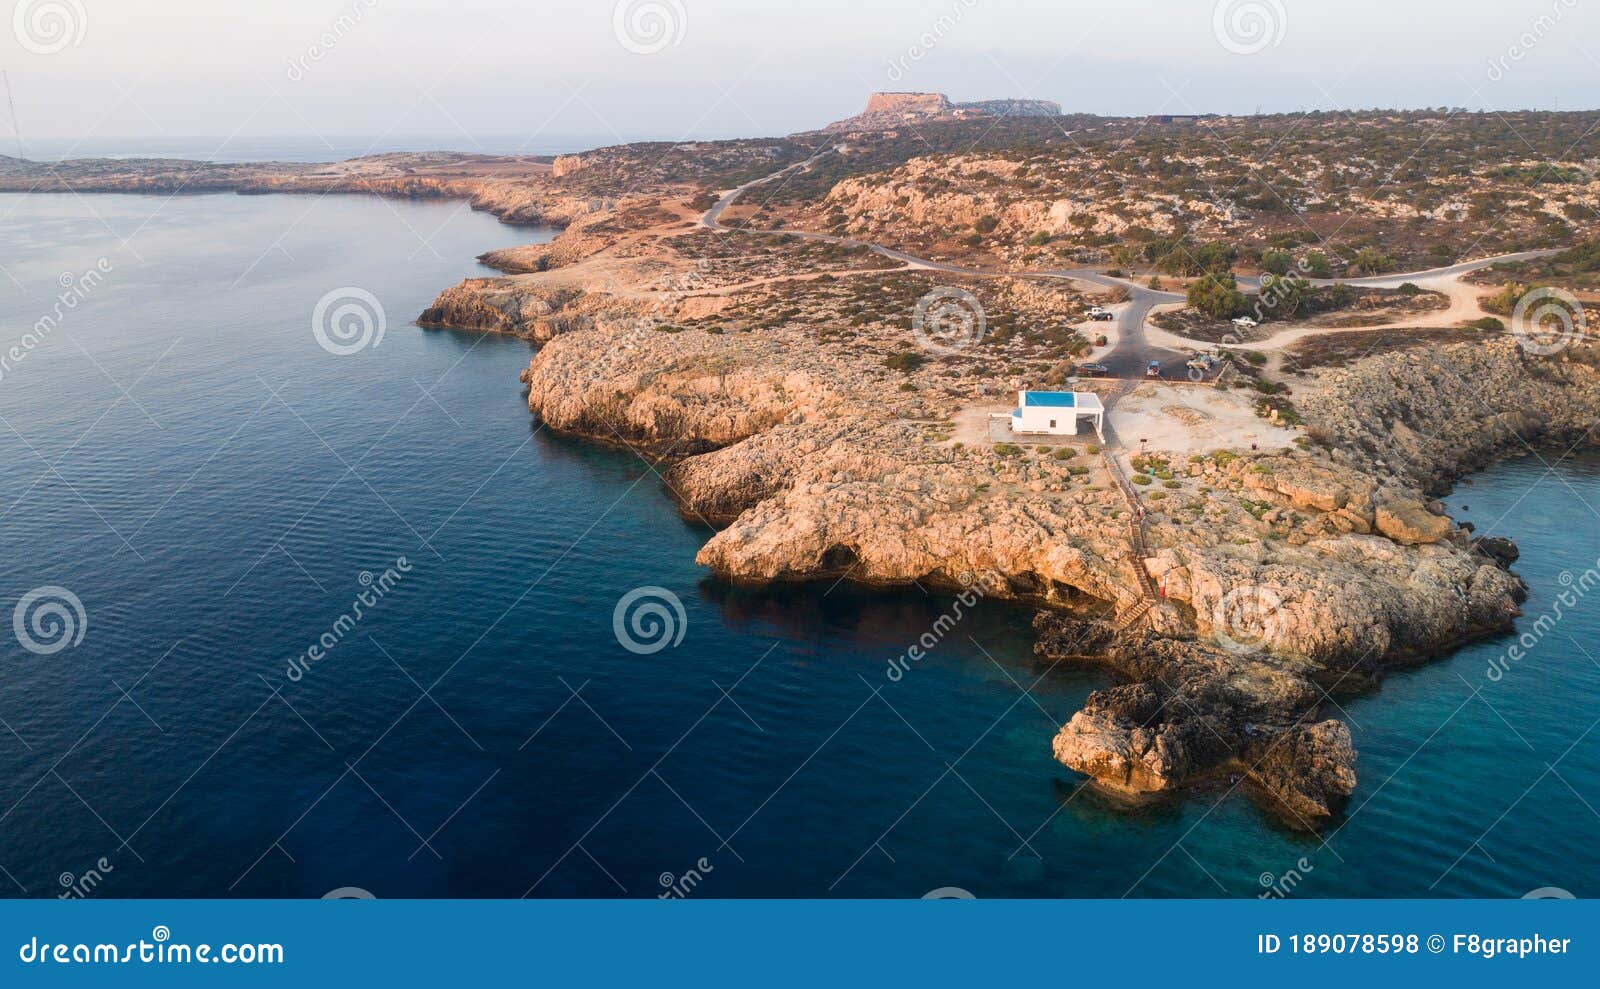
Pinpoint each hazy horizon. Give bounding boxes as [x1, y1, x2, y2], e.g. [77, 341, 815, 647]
[0, 0, 1594, 158]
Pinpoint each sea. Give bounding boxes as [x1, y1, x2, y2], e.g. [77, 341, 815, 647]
[0, 188, 1595, 898]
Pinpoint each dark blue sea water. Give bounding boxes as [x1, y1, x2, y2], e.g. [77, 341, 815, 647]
[0, 192, 1595, 899]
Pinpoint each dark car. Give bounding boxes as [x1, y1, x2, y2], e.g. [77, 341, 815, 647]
[1146, 360, 1162, 378]
[1076, 362, 1110, 377]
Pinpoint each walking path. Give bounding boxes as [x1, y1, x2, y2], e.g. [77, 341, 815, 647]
[701, 151, 1563, 379]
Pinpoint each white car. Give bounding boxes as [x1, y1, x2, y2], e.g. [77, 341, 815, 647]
[1231, 316, 1258, 329]
[1086, 306, 1114, 321]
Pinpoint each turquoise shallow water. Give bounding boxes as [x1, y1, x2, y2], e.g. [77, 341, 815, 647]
[0, 191, 1595, 898]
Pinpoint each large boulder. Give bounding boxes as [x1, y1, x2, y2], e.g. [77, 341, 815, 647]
[1375, 500, 1451, 545]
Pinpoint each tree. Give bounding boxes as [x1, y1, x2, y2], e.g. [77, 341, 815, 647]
[1304, 251, 1333, 278]
[1187, 273, 1249, 319]
[1258, 275, 1310, 320]
[1260, 250, 1294, 276]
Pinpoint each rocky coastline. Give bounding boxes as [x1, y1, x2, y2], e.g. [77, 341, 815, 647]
[499, 282, 1595, 825]
[14, 113, 1597, 832]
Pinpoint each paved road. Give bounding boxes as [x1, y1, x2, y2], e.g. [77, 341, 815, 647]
[701, 154, 1557, 380]
[1235, 249, 1562, 292]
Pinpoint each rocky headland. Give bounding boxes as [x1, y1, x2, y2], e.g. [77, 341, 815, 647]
[16, 101, 1599, 831]
[824, 92, 1063, 132]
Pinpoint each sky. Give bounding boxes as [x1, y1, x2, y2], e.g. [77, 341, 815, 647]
[0, 0, 1595, 155]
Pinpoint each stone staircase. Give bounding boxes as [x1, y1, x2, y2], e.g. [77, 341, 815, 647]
[1100, 417, 1160, 631]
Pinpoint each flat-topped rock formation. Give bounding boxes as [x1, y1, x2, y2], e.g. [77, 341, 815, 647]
[823, 92, 1062, 132]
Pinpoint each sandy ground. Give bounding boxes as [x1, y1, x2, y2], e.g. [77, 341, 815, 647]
[1072, 305, 1121, 362]
[1152, 272, 1492, 357]
[1108, 381, 1301, 456]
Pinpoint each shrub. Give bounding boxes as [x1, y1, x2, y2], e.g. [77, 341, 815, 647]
[1147, 490, 1169, 501]
[1131, 474, 1153, 485]
[1260, 250, 1294, 276]
[975, 215, 1000, 234]
[1396, 282, 1422, 296]
[884, 351, 926, 372]
[1187, 273, 1249, 319]
[993, 442, 1024, 457]
[1303, 251, 1333, 278]
[1163, 480, 1182, 489]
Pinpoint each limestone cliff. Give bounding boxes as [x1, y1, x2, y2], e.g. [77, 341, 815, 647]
[824, 92, 1061, 132]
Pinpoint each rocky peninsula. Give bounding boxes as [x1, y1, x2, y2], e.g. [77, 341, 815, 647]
[14, 100, 1598, 829]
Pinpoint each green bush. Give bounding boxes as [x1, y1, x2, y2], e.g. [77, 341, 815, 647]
[1260, 250, 1294, 276]
[1131, 474, 1153, 486]
[1187, 273, 1249, 319]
